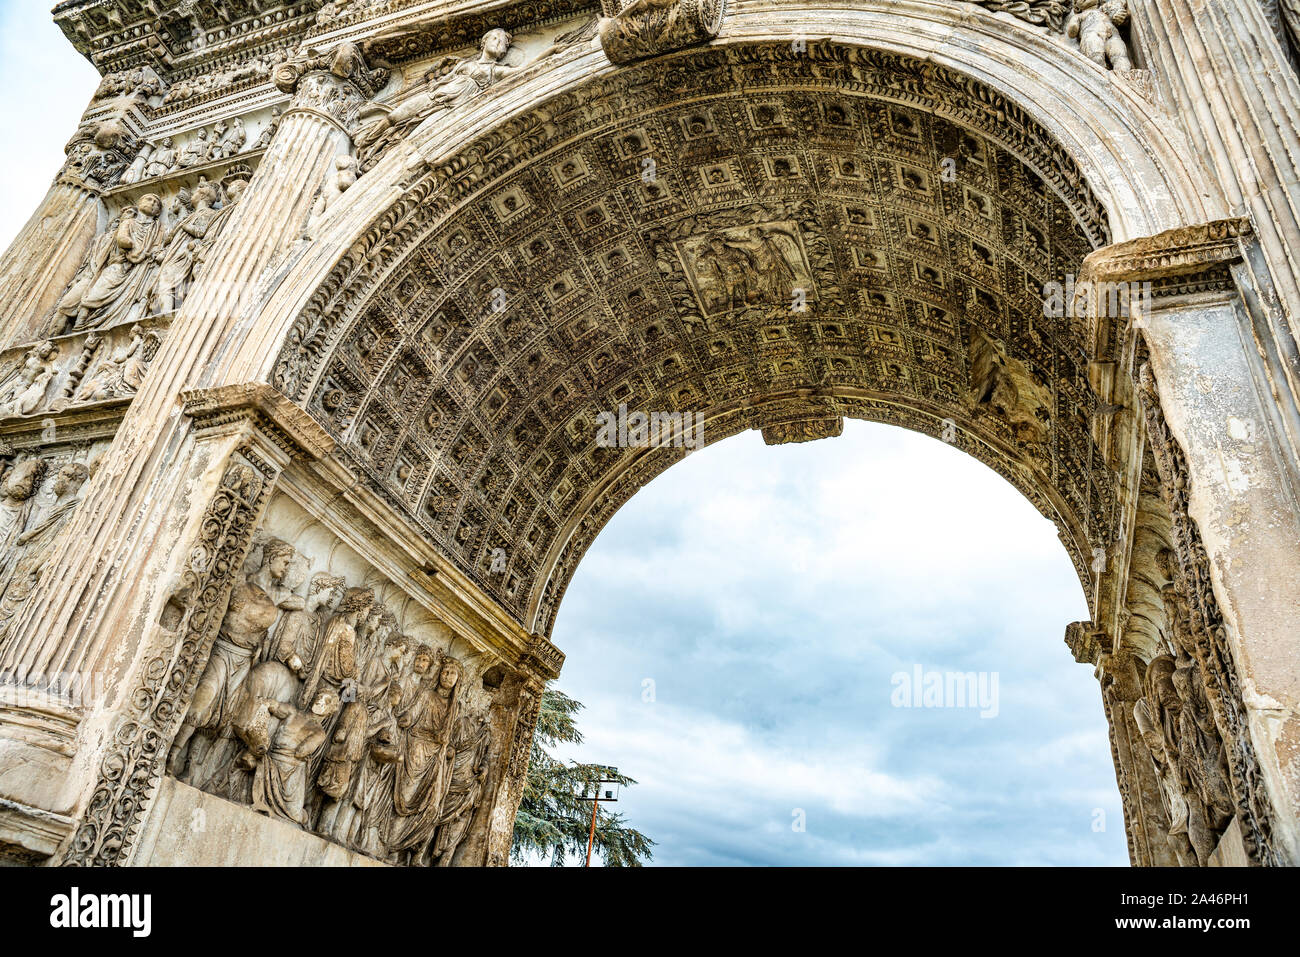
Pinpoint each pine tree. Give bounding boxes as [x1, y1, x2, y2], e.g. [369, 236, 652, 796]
[511, 688, 654, 866]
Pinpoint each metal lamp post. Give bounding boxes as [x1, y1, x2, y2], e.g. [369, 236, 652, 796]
[574, 766, 620, 867]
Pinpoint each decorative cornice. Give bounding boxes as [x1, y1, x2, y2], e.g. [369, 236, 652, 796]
[53, 1, 326, 76]
[1064, 619, 1110, 665]
[181, 383, 336, 461]
[1079, 217, 1251, 287]
[520, 633, 565, 679]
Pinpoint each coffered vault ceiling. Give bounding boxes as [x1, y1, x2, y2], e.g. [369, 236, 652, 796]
[274, 44, 1118, 634]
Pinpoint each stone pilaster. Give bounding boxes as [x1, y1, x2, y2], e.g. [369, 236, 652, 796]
[482, 634, 563, 866]
[1081, 221, 1300, 864]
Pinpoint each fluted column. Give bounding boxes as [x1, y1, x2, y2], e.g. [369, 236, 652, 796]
[0, 48, 385, 863]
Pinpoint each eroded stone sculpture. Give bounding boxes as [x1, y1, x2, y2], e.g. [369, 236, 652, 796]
[354, 29, 519, 172]
[55, 195, 164, 333]
[0, 342, 60, 418]
[1066, 0, 1133, 71]
[168, 538, 302, 787]
[77, 325, 161, 402]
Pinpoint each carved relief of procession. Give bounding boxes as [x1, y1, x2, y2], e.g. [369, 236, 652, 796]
[165, 529, 498, 866]
[0, 162, 256, 422]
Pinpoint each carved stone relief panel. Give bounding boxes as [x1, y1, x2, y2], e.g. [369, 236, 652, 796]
[60, 169, 253, 330]
[164, 492, 518, 866]
[0, 439, 112, 675]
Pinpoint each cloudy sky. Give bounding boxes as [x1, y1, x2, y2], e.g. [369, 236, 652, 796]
[0, 4, 1127, 866]
[552, 423, 1126, 865]
[0, 4, 98, 249]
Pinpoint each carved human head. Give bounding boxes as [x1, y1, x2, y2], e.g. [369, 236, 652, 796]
[193, 183, 220, 209]
[93, 120, 128, 150]
[138, 193, 163, 218]
[481, 28, 512, 60]
[1105, 6, 1131, 30]
[53, 462, 90, 497]
[261, 537, 296, 580]
[1145, 655, 1180, 712]
[311, 688, 341, 718]
[361, 602, 385, 636]
[309, 573, 347, 610]
[411, 644, 435, 674]
[5, 459, 46, 500]
[437, 657, 462, 691]
[340, 586, 375, 618]
[385, 633, 410, 662]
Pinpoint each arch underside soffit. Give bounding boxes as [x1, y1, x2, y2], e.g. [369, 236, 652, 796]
[273, 42, 1120, 635]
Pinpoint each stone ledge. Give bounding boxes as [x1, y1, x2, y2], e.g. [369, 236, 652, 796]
[0, 797, 75, 864]
[1079, 218, 1251, 285]
[133, 776, 389, 867]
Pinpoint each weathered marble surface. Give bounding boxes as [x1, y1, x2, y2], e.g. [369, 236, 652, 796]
[0, 0, 1295, 868]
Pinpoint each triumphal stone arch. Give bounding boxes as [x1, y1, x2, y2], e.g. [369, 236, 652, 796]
[0, 0, 1297, 867]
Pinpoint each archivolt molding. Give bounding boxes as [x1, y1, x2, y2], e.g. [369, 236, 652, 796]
[17, 4, 1219, 650]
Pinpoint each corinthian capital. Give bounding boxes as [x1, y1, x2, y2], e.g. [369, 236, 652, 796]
[272, 41, 390, 100]
[598, 0, 726, 65]
[271, 42, 390, 135]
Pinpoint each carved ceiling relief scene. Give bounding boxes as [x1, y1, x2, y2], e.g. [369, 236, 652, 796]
[164, 493, 516, 866]
[274, 45, 1119, 636]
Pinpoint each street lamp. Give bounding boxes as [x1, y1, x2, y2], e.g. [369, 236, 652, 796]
[574, 765, 620, 867]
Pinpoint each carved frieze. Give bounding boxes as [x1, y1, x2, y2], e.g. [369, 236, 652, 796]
[161, 499, 519, 866]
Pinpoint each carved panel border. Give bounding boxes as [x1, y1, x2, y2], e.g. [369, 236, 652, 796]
[59, 444, 281, 865]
